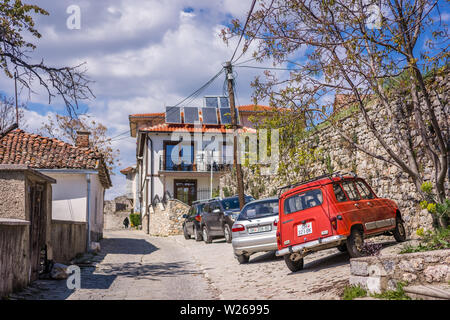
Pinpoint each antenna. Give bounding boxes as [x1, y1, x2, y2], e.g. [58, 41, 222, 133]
[14, 70, 19, 126]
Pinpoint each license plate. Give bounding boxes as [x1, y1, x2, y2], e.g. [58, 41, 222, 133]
[248, 225, 272, 234]
[297, 222, 313, 236]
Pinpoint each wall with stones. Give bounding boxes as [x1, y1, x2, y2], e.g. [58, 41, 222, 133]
[104, 195, 134, 230]
[349, 249, 450, 294]
[221, 70, 449, 238]
[0, 171, 26, 220]
[149, 199, 190, 236]
[51, 220, 87, 264]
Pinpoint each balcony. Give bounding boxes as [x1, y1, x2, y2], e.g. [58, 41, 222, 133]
[159, 153, 233, 173]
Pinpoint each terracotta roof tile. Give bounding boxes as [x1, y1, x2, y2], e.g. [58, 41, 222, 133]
[0, 129, 112, 188]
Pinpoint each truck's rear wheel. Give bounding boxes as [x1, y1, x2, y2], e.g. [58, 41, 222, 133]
[347, 228, 365, 258]
[393, 216, 407, 242]
[203, 226, 212, 244]
[284, 254, 304, 272]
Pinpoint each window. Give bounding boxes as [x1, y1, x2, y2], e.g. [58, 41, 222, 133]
[341, 181, 360, 201]
[355, 180, 375, 199]
[284, 189, 323, 214]
[333, 184, 348, 202]
[238, 200, 278, 220]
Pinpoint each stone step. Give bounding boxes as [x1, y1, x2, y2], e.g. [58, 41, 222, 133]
[404, 284, 450, 300]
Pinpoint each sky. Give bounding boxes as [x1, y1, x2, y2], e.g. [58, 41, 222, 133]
[0, 0, 283, 200]
[1, 1, 447, 200]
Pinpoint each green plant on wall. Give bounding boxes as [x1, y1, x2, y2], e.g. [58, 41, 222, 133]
[419, 182, 449, 229]
[129, 213, 141, 228]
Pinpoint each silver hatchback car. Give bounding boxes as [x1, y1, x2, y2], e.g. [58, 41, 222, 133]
[231, 197, 279, 264]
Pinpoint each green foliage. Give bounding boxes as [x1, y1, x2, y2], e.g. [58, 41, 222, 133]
[212, 187, 220, 198]
[129, 213, 141, 227]
[370, 282, 411, 300]
[222, 186, 232, 197]
[342, 285, 367, 300]
[400, 227, 450, 253]
[421, 181, 433, 194]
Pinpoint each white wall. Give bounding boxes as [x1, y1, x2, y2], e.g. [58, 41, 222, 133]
[42, 172, 105, 237]
[46, 173, 87, 222]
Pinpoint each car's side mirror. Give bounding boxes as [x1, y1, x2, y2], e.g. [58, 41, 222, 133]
[212, 209, 221, 214]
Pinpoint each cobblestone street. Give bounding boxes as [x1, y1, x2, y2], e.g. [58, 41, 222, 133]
[9, 229, 408, 300]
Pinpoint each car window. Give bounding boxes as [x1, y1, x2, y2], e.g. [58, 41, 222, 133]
[237, 200, 279, 220]
[203, 204, 210, 214]
[355, 180, 375, 200]
[341, 181, 360, 201]
[210, 201, 221, 212]
[196, 203, 205, 215]
[333, 183, 348, 202]
[284, 189, 323, 214]
[220, 196, 253, 210]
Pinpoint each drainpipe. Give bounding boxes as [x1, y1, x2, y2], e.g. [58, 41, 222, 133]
[86, 173, 91, 251]
[147, 135, 154, 235]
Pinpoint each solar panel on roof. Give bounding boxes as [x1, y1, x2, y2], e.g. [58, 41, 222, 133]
[202, 107, 218, 124]
[219, 97, 229, 108]
[184, 107, 199, 124]
[165, 106, 181, 123]
[219, 108, 232, 125]
[204, 97, 219, 108]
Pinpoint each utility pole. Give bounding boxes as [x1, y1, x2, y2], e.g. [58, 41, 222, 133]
[224, 61, 245, 209]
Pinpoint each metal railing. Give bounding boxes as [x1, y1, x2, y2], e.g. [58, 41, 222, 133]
[159, 154, 233, 172]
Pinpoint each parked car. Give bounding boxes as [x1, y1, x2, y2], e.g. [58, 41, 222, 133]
[276, 173, 407, 272]
[231, 197, 279, 264]
[201, 195, 255, 244]
[182, 198, 220, 241]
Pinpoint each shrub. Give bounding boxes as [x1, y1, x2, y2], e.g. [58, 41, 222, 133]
[129, 213, 141, 227]
[342, 285, 367, 300]
[400, 227, 450, 253]
[371, 282, 411, 300]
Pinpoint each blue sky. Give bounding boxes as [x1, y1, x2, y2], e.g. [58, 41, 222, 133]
[1, 1, 447, 199]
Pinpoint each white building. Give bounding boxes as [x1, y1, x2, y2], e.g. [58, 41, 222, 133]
[127, 98, 260, 232]
[0, 129, 112, 245]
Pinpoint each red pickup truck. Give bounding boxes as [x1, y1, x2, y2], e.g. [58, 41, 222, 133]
[276, 173, 407, 272]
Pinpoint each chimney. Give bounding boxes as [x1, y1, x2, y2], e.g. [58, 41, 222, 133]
[76, 130, 91, 148]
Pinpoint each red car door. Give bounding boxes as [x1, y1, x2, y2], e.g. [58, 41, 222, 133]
[332, 181, 365, 234]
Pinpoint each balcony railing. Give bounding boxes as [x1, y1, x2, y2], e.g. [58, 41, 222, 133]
[159, 154, 233, 172]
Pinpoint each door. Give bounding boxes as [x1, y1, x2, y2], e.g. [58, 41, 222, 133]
[174, 180, 197, 205]
[281, 187, 331, 246]
[355, 179, 394, 232]
[28, 182, 47, 281]
[208, 201, 223, 234]
[339, 179, 374, 229]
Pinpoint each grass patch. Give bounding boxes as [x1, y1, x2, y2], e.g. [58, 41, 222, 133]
[342, 285, 368, 300]
[400, 227, 450, 254]
[370, 282, 411, 300]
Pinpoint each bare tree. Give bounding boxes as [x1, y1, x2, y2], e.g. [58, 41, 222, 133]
[0, 1, 93, 117]
[223, 0, 449, 227]
[39, 114, 121, 173]
[0, 93, 26, 132]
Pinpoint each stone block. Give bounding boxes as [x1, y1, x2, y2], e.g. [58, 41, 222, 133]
[402, 272, 418, 283]
[350, 261, 369, 276]
[424, 265, 449, 283]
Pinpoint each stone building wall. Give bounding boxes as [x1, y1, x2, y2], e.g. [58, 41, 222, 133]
[104, 195, 134, 230]
[149, 199, 190, 236]
[221, 70, 449, 238]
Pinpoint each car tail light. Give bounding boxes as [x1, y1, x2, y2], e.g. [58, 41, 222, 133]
[232, 224, 245, 232]
[276, 231, 281, 246]
[274, 220, 278, 227]
[195, 215, 201, 222]
[330, 217, 338, 230]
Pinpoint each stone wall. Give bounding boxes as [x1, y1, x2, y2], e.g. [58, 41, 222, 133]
[149, 199, 190, 236]
[349, 249, 450, 294]
[221, 70, 449, 238]
[0, 223, 30, 298]
[104, 195, 134, 230]
[51, 220, 87, 264]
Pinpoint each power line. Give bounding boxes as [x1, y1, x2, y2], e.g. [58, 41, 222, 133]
[230, 0, 257, 63]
